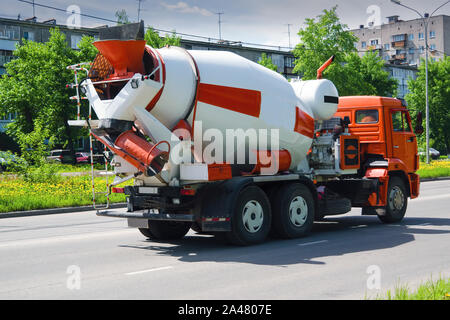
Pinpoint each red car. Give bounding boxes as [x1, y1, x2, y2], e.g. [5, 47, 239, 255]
[75, 152, 90, 164]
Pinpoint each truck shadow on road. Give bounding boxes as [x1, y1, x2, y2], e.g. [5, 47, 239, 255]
[119, 216, 450, 266]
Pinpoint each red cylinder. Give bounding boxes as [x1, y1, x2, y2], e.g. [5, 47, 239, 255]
[115, 131, 169, 175]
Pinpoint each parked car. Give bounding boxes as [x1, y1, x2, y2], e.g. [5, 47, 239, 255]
[75, 152, 90, 164]
[46, 150, 75, 164]
[75, 152, 105, 164]
[418, 148, 441, 160]
[0, 151, 18, 171]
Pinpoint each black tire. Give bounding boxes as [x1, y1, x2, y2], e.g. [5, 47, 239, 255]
[377, 176, 408, 224]
[271, 183, 315, 239]
[139, 221, 191, 240]
[226, 185, 272, 246]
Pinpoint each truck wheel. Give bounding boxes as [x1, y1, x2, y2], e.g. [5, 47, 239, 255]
[271, 183, 315, 239]
[378, 176, 408, 224]
[226, 185, 272, 246]
[139, 221, 191, 240]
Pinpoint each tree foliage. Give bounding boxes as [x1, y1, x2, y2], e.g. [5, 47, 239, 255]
[144, 27, 181, 48]
[405, 56, 450, 154]
[258, 53, 278, 72]
[115, 9, 131, 25]
[0, 28, 98, 162]
[292, 7, 397, 97]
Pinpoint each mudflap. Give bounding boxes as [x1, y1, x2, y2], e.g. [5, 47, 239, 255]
[196, 177, 254, 232]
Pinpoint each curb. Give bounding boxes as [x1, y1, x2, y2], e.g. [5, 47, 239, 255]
[0, 203, 127, 219]
[420, 177, 450, 182]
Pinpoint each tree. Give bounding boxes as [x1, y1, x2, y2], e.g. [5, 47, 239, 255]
[293, 7, 357, 80]
[144, 27, 181, 48]
[0, 28, 98, 163]
[292, 7, 397, 97]
[405, 56, 450, 154]
[258, 53, 278, 72]
[115, 9, 130, 25]
[340, 52, 397, 96]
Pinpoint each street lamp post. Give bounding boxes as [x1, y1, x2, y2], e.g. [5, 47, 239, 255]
[391, 0, 450, 164]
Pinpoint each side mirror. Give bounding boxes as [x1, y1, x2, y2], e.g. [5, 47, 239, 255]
[415, 112, 424, 135]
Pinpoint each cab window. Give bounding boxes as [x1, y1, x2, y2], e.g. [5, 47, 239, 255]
[356, 110, 379, 124]
[392, 111, 411, 132]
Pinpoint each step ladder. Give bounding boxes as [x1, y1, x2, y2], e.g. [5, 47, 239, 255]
[67, 62, 113, 211]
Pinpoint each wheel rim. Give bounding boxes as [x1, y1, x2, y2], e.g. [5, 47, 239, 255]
[289, 196, 308, 227]
[389, 186, 405, 212]
[242, 200, 264, 233]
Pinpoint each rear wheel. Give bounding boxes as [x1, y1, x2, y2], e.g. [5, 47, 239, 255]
[377, 176, 408, 223]
[271, 183, 315, 239]
[139, 221, 191, 240]
[226, 185, 272, 246]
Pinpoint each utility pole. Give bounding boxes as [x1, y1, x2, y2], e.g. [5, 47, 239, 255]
[137, 0, 145, 22]
[32, 0, 35, 17]
[285, 23, 292, 49]
[216, 12, 224, 40]
[391, 0, 450, 164]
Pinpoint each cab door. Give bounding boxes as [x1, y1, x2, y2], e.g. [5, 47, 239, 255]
[390, 109, 418, 172]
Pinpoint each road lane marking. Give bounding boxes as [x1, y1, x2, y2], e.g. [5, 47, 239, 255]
[0, 229, 137, 248]
[412, 194, 450, 202]
[298, 240, 328, 247]
[125, 266, 173, 276]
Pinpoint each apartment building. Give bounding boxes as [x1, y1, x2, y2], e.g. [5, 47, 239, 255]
[352, 15, 450, 66]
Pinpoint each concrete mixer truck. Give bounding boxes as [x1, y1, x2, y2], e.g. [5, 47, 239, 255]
[68, 39, 421, 246]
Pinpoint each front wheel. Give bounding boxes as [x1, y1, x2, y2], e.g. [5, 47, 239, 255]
[377, 176, 408, 223]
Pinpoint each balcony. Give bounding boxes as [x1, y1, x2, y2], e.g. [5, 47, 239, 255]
[391, 40, 406, 48]
[389, 54, 407, 65]
[367, 44, 382, 50]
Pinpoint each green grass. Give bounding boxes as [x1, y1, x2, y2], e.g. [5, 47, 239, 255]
[417, 160, 450, 179]
[0, 174, 129, 213]
[375, 277, 450, 300]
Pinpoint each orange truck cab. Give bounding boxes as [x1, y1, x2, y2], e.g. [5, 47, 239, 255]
[333, 96, 421, 220]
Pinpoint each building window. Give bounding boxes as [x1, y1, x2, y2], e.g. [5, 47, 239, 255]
[384, 43, 390, 50]
[370, 39, 379, 46]
[430, 44, 436, 51]
[430, 31, 436, 39]
[284, 56, 295, 68]
[71, 34, 82, 49]
[0, 25, 20, 40]
[23, 31, 34, 41]
[361, 41, 367, 49]
[418, 32, 424, 40]
[408, 48, 415, 55]
[392, 34, 406, 42]
[419, 46, 425, 53]
[408, 34, 414, 41]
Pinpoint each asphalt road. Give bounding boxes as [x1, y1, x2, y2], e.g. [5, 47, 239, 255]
[0, 180, 449, 300]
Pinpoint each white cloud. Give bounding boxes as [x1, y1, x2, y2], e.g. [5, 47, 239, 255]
[161, 1, 213, 17]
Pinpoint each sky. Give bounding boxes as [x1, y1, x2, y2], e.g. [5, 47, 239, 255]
[3, 0, 450, 48]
